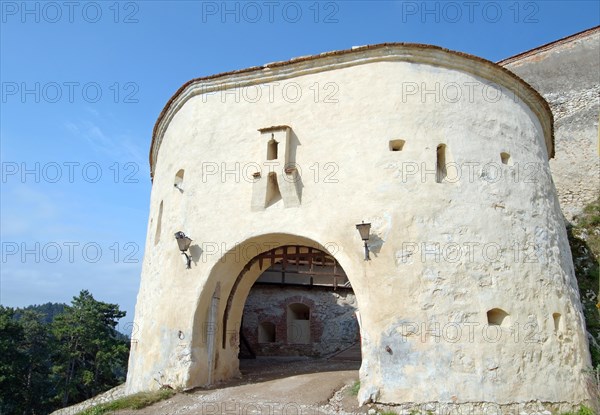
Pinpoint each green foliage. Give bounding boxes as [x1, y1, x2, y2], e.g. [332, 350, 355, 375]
[52, 290, 129, 407]
[20, 309, 55, 413]
[77, 389, 176, 415]
[349, 380, 360, 396]
[560, 405, 596, 415]
[568, 197, 600, 366]
[14, 302, 67, 324]
[0, 306, 27, 414]
[581, 201, 600, 235]
[0, 290, 129, 414]
[579, 404, 596, 415]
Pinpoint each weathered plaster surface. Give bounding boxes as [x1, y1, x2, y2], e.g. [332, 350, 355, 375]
[126, 44, 591, 410]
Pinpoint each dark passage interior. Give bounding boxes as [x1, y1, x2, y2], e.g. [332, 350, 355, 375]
[239, 245, 361, 361]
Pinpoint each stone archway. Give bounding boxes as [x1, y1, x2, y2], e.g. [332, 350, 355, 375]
[236, 245, 360, 359]
[187, 233, 363, 388]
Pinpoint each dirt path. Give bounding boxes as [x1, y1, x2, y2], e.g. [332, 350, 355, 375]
[116, 359, 365, 415]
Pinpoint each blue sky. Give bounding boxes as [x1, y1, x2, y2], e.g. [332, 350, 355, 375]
[1, 0, 599, 332]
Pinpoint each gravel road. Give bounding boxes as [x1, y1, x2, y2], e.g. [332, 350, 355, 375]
[115, 358, 365, 415]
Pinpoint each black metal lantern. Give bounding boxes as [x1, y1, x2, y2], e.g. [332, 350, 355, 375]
[175, 231, 193, 269]
[355, 221, 371, 260]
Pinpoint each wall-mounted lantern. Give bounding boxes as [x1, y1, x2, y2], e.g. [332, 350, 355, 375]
[174, 231, 193, 269]
[355, 221, 371, 261]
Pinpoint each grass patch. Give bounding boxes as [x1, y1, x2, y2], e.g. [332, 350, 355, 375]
[560, 405, 596, 415]
[78, 389, 176, 415]
[348, 380, 360, 396]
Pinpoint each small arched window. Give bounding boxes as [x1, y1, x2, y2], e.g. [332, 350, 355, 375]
[174, 169, 184, 190]
[487, 308, 509, 326]
[552, 313, 561, 333]
[267, 138, 279, 160]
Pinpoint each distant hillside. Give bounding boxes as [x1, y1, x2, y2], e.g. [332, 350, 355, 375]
[13, 302, 67, 323]
[12, 302, 130, 342]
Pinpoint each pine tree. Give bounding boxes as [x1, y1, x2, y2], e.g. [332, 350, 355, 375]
[0, 306, 27, 414]
[51, 290, 129, 407]
[20, 310, 54, 414]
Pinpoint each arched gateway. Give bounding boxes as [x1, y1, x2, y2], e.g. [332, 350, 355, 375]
[126, 44, 592, 412]
[185, 234, 361, 386]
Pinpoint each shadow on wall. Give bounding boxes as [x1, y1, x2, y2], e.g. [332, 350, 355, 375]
[288, 129, 304, 201]
[189, 244, 203, 266]
[368, 234, 385, 256]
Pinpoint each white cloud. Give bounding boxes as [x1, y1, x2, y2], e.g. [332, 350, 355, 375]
[64, 115, 146, 165]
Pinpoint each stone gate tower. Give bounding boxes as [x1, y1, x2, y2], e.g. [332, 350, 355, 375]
[126, 44, 592, 412]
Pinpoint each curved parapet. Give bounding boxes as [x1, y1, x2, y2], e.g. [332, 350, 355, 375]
[149, 43, 554, 179]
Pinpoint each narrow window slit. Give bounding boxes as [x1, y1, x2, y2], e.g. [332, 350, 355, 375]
[267, 137, 279, 160]
[154, 201, 163, 245]
[174, 169, 185, 191]
[436, 144, 447, 183]
[553, 313, 561, 333]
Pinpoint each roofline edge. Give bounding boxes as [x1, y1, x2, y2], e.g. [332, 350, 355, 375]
[497, 25, 600, 66]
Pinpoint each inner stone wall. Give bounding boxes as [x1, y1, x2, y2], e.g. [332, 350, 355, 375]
[241, 285, 359, 357]
[500, 27, 600, 221]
